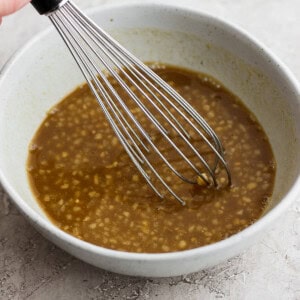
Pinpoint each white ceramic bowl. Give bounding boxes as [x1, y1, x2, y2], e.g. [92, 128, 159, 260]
[0, 2, 300, 277]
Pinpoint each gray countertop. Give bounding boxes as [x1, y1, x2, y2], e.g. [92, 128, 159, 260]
[0, 0, 300, 299]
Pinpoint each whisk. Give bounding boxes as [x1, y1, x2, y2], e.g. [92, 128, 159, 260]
[31, 0, 231, 205]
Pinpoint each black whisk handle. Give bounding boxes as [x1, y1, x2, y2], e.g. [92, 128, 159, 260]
[31, 0, 64, 15]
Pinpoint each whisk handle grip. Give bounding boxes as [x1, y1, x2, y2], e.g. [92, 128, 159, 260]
[31, 0, 64, 15]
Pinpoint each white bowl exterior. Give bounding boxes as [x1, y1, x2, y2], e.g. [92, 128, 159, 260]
[0, 3, 300, 276]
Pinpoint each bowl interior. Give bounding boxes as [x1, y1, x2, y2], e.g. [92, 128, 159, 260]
[0, 4, 300, 228]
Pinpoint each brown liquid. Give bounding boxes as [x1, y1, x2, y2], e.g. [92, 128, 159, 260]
[27, 64, 275, 253]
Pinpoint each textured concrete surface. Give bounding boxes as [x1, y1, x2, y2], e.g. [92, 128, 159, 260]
[0, 0, 300, 299]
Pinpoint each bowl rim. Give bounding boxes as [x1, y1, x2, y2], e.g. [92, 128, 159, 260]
[1, 0, 300, 261]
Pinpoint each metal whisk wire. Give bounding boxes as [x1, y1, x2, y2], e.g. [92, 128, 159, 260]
[34, 0, 231, 205]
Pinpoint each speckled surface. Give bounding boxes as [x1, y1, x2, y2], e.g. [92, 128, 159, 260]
[0, 0, 300, 299]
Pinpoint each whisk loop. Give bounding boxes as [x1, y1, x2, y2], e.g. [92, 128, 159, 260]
[31, 0, 231, 205]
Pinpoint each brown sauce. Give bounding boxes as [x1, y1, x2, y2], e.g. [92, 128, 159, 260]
[27, 64, 276, 253]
